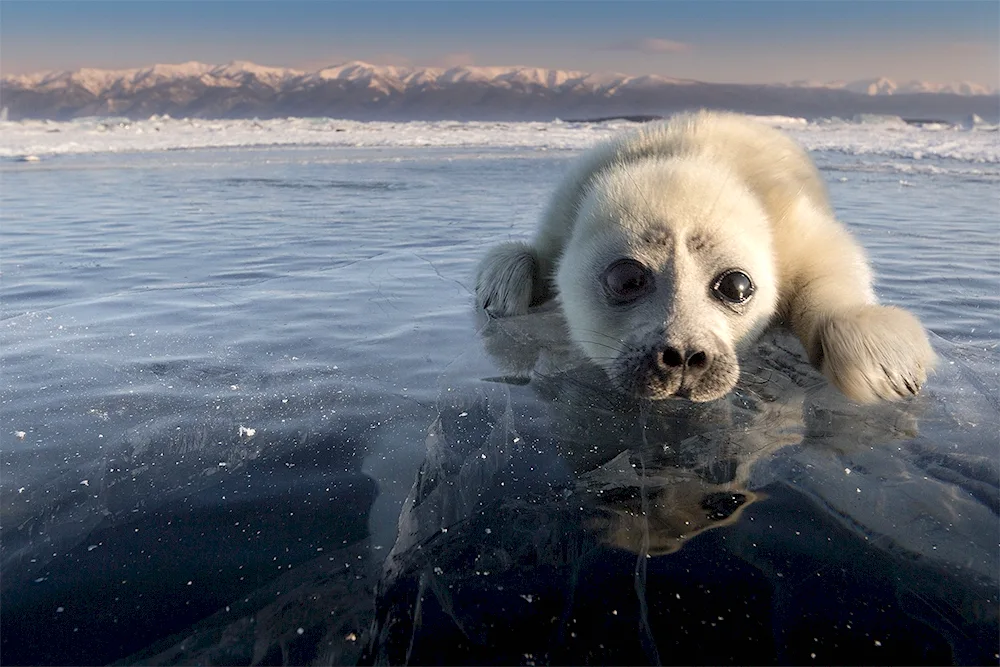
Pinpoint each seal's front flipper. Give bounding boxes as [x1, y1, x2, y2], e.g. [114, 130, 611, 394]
[811, 304, 935, 403]
[474, 241, 539, 317]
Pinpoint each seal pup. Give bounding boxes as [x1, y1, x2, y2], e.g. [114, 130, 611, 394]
[475, 111, 935, 403]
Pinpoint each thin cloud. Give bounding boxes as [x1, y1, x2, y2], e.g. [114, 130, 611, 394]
[946, 41, 994, 57]
[368, 53, 415, 67]
[602, 38, 691, 54]
[432, 52, 476, 68]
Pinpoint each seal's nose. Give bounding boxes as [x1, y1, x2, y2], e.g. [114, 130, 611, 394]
[660, 346, 711, 373]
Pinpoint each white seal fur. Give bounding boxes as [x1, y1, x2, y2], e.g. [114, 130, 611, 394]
[475, 111, 935, 403]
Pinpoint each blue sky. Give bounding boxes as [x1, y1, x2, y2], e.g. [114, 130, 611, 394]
[2, 1, 997, 85]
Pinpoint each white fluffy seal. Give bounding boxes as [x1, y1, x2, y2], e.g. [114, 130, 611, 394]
[475, 111, 935, 404]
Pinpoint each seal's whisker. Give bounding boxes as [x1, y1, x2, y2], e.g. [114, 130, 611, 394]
[574, 337, 622, 352]
[574, 342, 625, 360]
[701, 167, 734, 229]
[577, 327, 627, 345]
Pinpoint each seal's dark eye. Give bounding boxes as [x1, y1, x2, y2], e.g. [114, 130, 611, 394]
[602, 259, 653, 303]
[712, 270, 754, 304]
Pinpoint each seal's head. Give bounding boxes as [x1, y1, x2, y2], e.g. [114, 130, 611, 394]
[555, 157, 780, 402]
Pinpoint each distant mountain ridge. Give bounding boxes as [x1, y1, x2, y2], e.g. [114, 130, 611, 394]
[3, 60, 997, 122]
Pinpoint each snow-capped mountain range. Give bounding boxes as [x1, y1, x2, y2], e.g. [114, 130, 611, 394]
[2, 60, 997, 122]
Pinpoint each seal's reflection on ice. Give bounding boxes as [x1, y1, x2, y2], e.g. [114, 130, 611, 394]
[464, 305, 885, 556]
[363, 306, 998, 665]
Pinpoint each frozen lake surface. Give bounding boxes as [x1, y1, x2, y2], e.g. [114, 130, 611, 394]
[1, 118, 998, 665]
